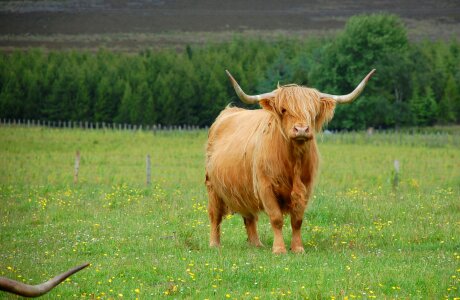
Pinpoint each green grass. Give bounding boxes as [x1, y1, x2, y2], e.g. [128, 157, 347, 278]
[0, 127, 459, 299]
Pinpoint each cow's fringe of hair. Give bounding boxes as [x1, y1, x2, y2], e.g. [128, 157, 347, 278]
[276, 86, 320, 124]
[273, 85, 335, 132]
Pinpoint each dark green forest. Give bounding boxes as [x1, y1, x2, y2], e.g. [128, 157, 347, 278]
[1, 14, 459, 129]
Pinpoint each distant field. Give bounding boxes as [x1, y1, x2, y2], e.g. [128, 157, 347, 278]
[0, 127, 459, 299]
[0, 0, 459, 51]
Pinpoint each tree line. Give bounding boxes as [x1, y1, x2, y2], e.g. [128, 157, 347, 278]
[0, 14, 459, 130]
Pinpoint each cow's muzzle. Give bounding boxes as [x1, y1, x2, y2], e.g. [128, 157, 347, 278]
[292, 125, 313, 142]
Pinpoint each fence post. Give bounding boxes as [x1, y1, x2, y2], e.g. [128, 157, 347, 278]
[146, 154, 151, 186]
[74, 150, 80, 185]
[392, 160, 400, 191]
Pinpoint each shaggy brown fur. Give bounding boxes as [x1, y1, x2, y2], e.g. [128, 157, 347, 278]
[205, 85, 335, 254]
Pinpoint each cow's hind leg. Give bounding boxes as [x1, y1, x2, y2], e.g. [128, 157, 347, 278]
[243, 215, 263, 247]
[206, 177, 225, 247]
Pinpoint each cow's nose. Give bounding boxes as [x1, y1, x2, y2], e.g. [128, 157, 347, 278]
[294, 125, 309, 135]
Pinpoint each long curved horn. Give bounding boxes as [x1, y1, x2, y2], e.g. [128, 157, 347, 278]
[226, 70, 276, 104]
[319, 69, 376, 104]
[0, 263, 90, 298]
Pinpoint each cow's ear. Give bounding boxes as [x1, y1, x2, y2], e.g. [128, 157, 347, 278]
[315, 97, 336, 131]
[259, 98, 275, 111]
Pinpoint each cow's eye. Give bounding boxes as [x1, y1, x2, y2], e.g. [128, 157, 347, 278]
[281, 108, 287, 114]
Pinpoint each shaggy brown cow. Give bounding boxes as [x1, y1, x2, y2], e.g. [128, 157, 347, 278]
[0, 263, 89, 297]
[205, 70, 375, 254]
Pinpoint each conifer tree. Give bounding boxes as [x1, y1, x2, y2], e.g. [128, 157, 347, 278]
[115, 81, 132, 124]
[438, 75, 458, 123]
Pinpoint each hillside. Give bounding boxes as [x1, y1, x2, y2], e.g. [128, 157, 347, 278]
[0, 0, 459, 52]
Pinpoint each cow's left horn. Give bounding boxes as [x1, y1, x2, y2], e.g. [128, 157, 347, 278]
[226, 70, 276, 104]
[0, 263, 90, 298]
[319, 69, 376, 104]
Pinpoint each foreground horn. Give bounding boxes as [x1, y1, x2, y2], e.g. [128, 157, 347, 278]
[225, 70, 276, 104]
[319, 69, 376, 104]
[0, 263, 90, 298]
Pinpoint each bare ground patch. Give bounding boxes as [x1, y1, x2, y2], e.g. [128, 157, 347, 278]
[0, 0, 458, 51]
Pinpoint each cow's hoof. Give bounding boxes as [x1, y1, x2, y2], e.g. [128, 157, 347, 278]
[209, 241, 221, 248]
[272, 246, 287, 254]
[249, 240, 264, 247]
[291, 246, 305, 254]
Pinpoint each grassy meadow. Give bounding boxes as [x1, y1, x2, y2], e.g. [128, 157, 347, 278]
[0, 126, 459, 299]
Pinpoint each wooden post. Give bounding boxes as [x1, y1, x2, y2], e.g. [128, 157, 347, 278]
[74, 151, 80, 185]
[392, 160, 400, 190]
[146, 154, 151, 186]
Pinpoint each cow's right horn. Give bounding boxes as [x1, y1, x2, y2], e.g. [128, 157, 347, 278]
[226, 70, 276, 104]
[0, 262, 90, 298]
[319, 69, 376, 104]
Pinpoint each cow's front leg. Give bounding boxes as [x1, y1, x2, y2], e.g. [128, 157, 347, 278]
[290, 182, 307, 253]
[259, 183, 286, 254]
[289, 199, 306, 253]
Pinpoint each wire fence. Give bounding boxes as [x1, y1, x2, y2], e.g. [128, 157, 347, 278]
[318, 129, 459, 148]
[0, 118, 205, 132]
[1, 118, 459, 148]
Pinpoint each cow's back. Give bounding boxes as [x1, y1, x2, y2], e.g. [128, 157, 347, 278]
[206, 107, 271, 215]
